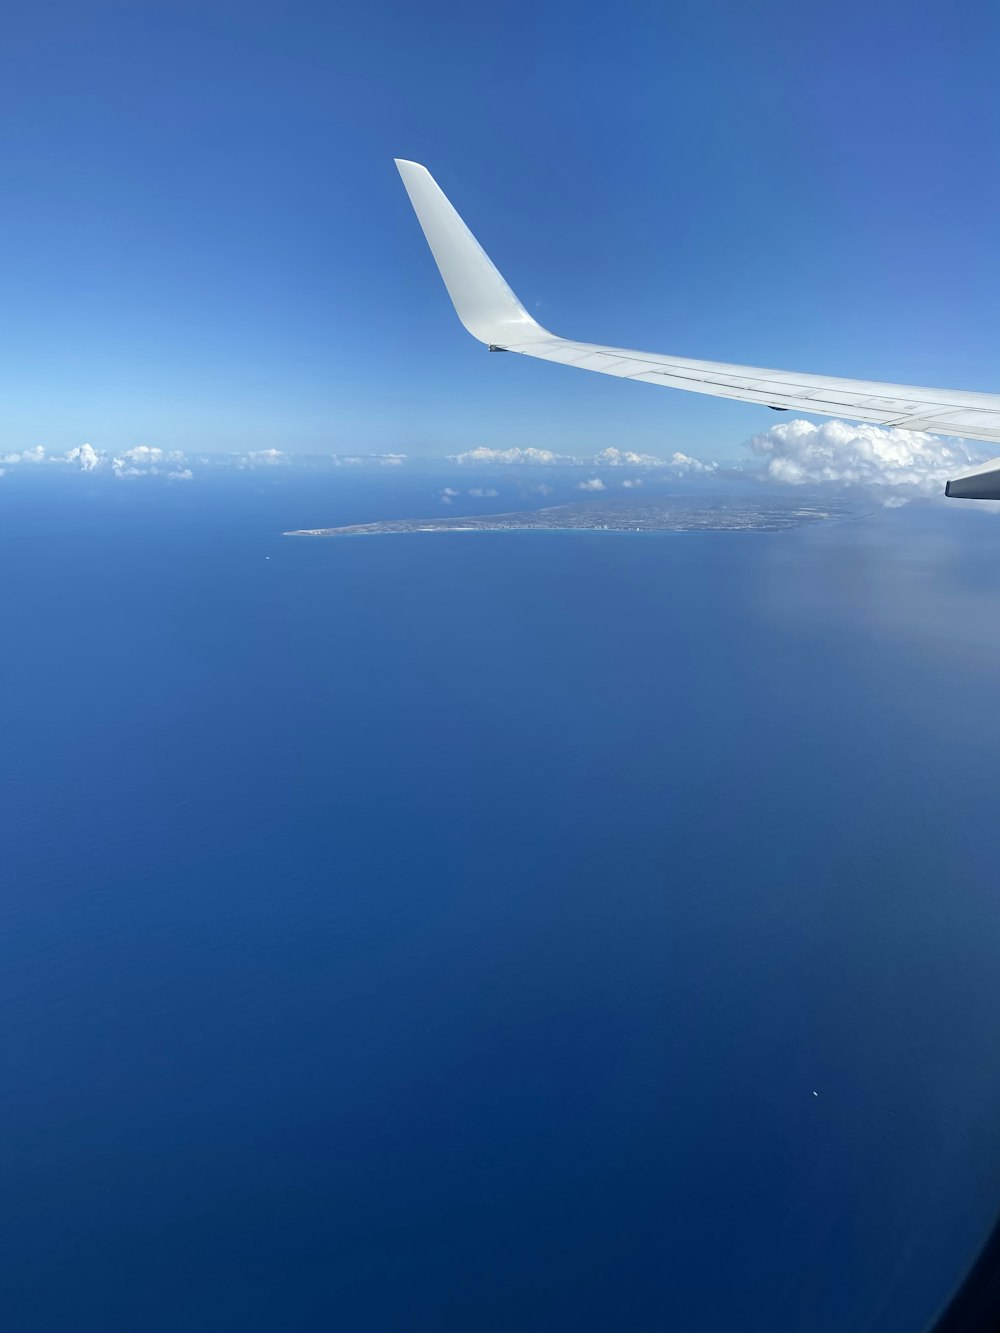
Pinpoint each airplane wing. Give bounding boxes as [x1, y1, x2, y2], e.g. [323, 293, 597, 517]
[394, 158, 1000, 500]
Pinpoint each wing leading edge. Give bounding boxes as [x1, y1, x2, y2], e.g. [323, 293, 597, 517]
[394, 159, 1000, 500]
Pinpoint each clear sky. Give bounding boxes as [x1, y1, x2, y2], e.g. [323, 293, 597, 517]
[2, 0, 998, 459]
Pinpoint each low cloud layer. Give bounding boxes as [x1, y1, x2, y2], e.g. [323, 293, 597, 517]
[2, 446, 47, 464]
[452, 446, 567, 465]
[592, 447, 715, 472]
[241, 448, 286, 468]
[1, 440, 724, 482]
[0, 444, 414, 479]
[747, 419, 983, 494]
[67, 443, 100, 471]
[333, 452, 406, 467]
[0, 443, 191, 478]
[670, 451, 718, 474]
[112, 446, 191, 478]
[451, 444, 718, 471]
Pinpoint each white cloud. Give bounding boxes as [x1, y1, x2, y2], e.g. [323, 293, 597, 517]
[122, 445, 162, 464]
[330, 453, 405, 469]
[7, 442, 194, 476]
[593, 446, 716, 471]
[451, 445, 569, 465]
[621, 478, 643, 488]
[167, 468, 193, 481]
[2, 446, 46, 464]
[746, 419, 982, 494]
[243, 448, 286, 467]
[669, 451, 717, 473]
[112, 445, 166, 477]
[65, 443, 100, 471]
[450, 443, 718, 472]
[468, 487, 498, 497]
[578, 477, 606, 491]
[593, 447, 666, 468]
[440, 486, 459, 504]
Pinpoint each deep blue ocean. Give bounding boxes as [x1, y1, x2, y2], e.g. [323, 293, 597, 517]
[4, 468, 1000, 1332]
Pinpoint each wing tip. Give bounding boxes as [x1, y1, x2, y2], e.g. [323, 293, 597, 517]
[944, 454, 1000, 500]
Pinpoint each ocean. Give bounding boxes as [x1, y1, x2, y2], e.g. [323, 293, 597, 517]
[3, 467, 1000, 1332]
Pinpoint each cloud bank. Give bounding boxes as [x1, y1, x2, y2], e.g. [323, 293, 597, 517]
[450, 444, 718, 471]
[452, 446, 567, 466]
[2, 446, 47, 464]
[66, 443, 100, 471]
[333, 452, 406, 467]
[111, 446, 191, 478]
[746, 419, 983, 494]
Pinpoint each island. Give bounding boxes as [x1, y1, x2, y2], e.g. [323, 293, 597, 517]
[284, 497, 850, 537]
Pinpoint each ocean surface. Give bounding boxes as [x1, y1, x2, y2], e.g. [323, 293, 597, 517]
[4, 468, 1000, 1332]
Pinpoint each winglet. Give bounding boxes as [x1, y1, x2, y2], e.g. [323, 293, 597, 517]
[394, 159, 549, 348]
[945, 455, 1000, 500]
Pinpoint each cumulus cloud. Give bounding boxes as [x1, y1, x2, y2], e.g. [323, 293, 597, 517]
[65, 443, 100, 471]
[468, 487, 498, 497]
[2, 446, 46, 464]
[333, 452, 407, 467]
[0, 441, 197, 477]
[578, 477, 606, 491]
[593, 447, 665, 468]
[112, 445, 163, 476]
[746, 419, 982, 494]
[621, 478, 643, 488]
[109, 446, 190, 477]
[592, 446, 716, 471]
[451, 443, 718, 472]
[669, 451, 717, 473]
[451, 445, 569, 466]
[440, 486, 459, 504]
[122, 445, 162, 464]
[242, 448, 286, 467]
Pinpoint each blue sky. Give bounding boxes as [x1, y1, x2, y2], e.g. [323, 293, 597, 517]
[2, 0, 998, 459]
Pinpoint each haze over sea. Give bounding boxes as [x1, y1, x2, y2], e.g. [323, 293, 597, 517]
[4, 467, 1000, 1332]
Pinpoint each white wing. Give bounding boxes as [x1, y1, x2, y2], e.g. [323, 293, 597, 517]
[395, 159, 1000, 500]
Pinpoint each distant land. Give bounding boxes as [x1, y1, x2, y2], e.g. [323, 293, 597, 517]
[284, 498, 852, 537]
